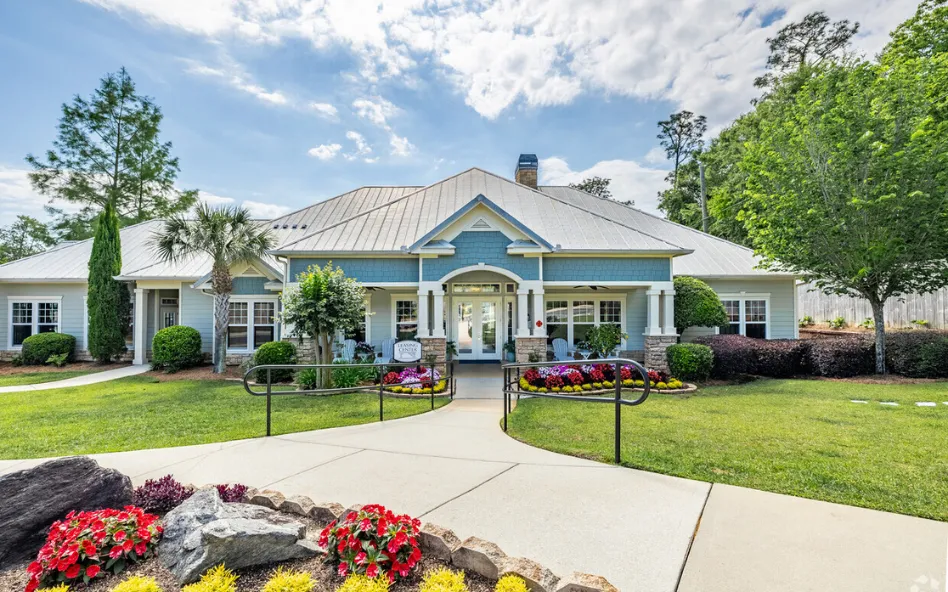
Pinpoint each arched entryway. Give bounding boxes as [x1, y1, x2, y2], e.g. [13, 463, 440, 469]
[439, 266, 523, 362]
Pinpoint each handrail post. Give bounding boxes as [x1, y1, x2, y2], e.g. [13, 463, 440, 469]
[614, 360, 621, 464]
[378, 373, 384, 422]
[266, 368, 272, 437]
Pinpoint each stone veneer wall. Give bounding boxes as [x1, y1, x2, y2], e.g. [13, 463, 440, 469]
[283, 337, 318, 363]
[644, 336, 677, 371]
[515, 337, 547, 363]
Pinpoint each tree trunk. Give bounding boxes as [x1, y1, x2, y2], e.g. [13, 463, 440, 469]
[318, 332, 333, 389]
[870, 299, 886, 374]
[213, 292, 229, 374]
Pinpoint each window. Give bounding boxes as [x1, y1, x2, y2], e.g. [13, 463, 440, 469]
[745, 300, 767, 339]
[253, 302, 276, 349]
[506, 301, 514, 343]
[9, 299, 61, 347]
[572, 300, 595, 345]
[395, 300, 417, 341]
[545, 300, 568, 344]
[599, 300, 622, 325]
[452, 283, 501, 294]
[720, 300, 741, 335]
[227, 302, 249, 349]
[227, 299, 279, 351]
[718, 296, 769, 338]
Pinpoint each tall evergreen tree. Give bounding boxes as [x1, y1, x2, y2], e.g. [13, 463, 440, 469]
[657, 111, 707, 188]
[25, 67, 195, 239]
[754, 11, 859, 88]
[0, 216, 56, 264]
[87, 202, 127, 361]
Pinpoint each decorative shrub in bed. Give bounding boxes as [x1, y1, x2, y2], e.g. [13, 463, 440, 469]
[133, 475, 195, 513]
[495, 575, 529, 592]
[420, 567, 467, 592]
[885, 330, 948, 378]
[253, 341, 298, 383]
[337, 575, 390, 592]
[113, 576, 164, 592]
[151, 325, 203, 373]
[26, 507, 162, 592]
[21, 332, 76, 365]
[517, 363, 683, 392]
[693, 335, 761, 377]
[216, 483, 249, 503]
[666, 343, 714, 381]
[808, 337, 875, 377]
[262, 566, 316, 592]
[319, 504, 422, 583]
[183, 564, 238, 592]
[753, 339, 811, 377]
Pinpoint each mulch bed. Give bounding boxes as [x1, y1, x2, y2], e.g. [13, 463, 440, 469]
[144, 365, 246, 382]
[0, 508, 495, 592]
[0, 362, 128, 377]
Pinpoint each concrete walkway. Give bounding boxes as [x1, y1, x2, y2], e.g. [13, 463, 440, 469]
[1, 370, 945, 591]
[0, 363, 150, 393]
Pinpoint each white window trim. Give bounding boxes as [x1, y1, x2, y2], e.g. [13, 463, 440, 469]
[717, 293, 771, 339]
[543, 293, 627, 348]
[390, 295, 419, 341]
[7, 296, 63, 350]
[224, 295, 280, 354]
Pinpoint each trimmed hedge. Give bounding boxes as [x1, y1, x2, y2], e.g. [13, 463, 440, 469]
[151, 325, 204, 373]
[755, 339, 811, 378]
[885, 330, 948, 378]
[252, 341, 298, 383]
[692, 335, 810, 378]
[692, 335, 761, 378]
[808, 337, 875, 377]
[21, 332, 76, 365]
[666, 343, 714, 381]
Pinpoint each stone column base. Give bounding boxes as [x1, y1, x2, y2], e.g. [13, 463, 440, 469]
[515, 337, 547, 363]
[419, 337, 448, 376]
[644, 335, 678, 371]
[283, 337, 317, 363]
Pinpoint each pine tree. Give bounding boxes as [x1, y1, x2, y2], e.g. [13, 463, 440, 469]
[87, 201, 127, 361]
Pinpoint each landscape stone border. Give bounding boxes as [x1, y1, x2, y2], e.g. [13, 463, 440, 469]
[246, 489, 618, 592]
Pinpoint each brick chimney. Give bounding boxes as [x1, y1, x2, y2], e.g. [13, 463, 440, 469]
[515, 154, 538, 189]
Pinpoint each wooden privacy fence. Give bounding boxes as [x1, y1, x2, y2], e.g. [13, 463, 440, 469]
[797, 283, 948, 329]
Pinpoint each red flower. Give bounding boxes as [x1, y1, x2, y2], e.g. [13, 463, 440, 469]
[64, 564, 81, 579]
[81, 540, 97, 557]
[134, 542, 148, 555]
[113, 530, 127, 542]
[319, 503, 421, 582]
[354, 551, 367, 565]
[26, 579, 39, 592]
[338, 562, 349, 577]
[366, 563, 379, 578]
[26, 562, 42, 576]
[86, 565, 101, 578]
[109, 546, 124, 559]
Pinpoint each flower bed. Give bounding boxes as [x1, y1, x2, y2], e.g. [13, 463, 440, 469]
[516, 364, 688, 394]
[381, 366, 449, 396]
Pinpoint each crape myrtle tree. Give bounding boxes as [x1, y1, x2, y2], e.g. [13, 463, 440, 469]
[281, 263, 367, 389]
[741, 54, 948, 373]
[673, 276, 728, 337]
[153, 205, 274, 373]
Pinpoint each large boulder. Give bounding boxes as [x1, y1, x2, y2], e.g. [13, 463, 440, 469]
[159, 488, 318, 584]
[0, 456, 132, 569]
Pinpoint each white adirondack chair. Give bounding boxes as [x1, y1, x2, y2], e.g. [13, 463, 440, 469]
[341, 339, 357, 362]
[381, 338, 396, 362]
[552, 338, 570, 361]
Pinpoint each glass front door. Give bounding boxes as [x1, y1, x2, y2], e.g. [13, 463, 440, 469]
[455, 298, 501, 360]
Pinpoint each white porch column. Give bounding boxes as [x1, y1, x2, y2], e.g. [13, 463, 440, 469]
[645, 289, 662, 336]
[531, 288, 546, 337]
[516, 289, 530, 337]
[416, 289, 430, 338]
[432, 290, 445, 338]
[133, 288, 147, 364]
[662, 289, 677, 336]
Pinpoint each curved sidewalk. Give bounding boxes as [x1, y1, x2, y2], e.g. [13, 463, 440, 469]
[0, 364, 150, 393]
[1, 396, 945, 591]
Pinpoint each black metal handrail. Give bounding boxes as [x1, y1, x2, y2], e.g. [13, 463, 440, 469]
[243, 360, 455, 436]
[501, 358, 650, 463]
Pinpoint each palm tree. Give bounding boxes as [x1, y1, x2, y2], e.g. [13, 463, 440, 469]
[152, 204, 274, 373]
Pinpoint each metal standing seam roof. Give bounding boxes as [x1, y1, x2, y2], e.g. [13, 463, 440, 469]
[271, 168, 691, 255]
[538, 186, 786, 277]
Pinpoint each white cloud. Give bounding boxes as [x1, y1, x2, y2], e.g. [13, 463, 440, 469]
[540, 156, 668, 215]
[389, 134, 414, 157]
[344, 130, 372, 160]
[0, 165, 84, 221]
[185, 59, 289, 106]
[644, 147, 668, 166]
[84, 0, 919, 125]
[197, 190, 289, 218]
[307, 143, 343, 160]
[353, 96, 398, 128]
[309, 102, 339, 119]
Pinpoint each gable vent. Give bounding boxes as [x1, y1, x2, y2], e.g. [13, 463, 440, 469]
[471, 218, 492, 230]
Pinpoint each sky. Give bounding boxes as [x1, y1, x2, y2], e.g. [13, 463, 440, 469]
[0, 0, 918, 222]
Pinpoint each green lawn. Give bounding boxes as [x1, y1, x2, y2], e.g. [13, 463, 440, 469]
[0, 370, 97, 386]
[507, 379, 948, 521]
[0, 376, 449, 459]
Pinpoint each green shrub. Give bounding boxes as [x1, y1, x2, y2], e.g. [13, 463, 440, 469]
[21, 332, 75, 365]
[827, 316, 846, 329]
[296, 368, 321, 390]
[666, 343, 713, 381]
[262, 567, 315, 592]
[886, 330, 948, 377]
[151, 326, 203, 373]
[420, 568, 467, 592]
[112, 576, 163, 592]
[798, 315, 814, 328]
[331, 359, 377, 388]
[336, 575, 389, 592]
[673, 276, 729, 334]
[182, 565, 237, 592]
[494, 575, 528, 592]
[253, 341, 297, 383]
[46, 353, 69, 367]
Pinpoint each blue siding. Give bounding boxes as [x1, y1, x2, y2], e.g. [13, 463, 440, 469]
[625, 289, 647, 350]
[422, 232, 539, 281]
[289, 258, 417, 283]
[543, 257, 670, 282]
[232, 277, 270, 295]
[0, 283, 88, 351]
[180, 283, 213, 353]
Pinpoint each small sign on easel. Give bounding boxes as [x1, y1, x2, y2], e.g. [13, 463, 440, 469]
[393, 340, 422, 362]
